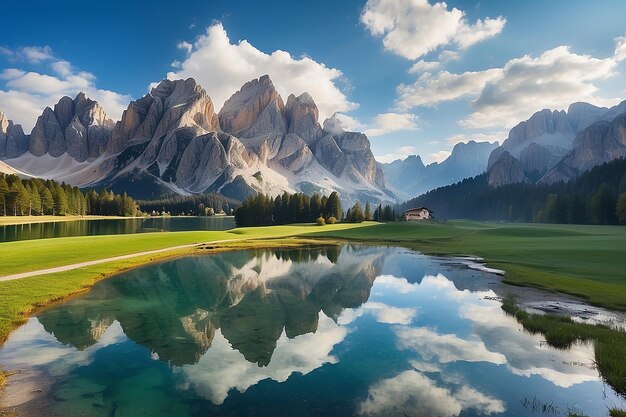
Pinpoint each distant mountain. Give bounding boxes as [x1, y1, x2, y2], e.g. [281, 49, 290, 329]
[487, 100, 626, 187]
[0, 75, 393, 204]
[381, 140, 499, 199]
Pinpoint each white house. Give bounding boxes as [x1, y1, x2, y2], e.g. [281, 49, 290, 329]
[404, 207, 433, 221]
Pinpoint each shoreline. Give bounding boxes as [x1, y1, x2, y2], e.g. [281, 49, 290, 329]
[0, 215, 235, 227]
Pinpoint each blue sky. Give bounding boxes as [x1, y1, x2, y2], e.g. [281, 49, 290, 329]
[1, 0, 626, 163]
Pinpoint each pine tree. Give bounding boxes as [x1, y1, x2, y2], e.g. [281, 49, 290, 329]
[42, 188, 54, 215]
[364, 202, 372, 221]
[0, 175, 8, 216]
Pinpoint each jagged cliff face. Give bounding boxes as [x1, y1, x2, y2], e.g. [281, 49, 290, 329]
[0, 76, 392, 204]
[0, 112, 28, 159]
[29, 93, 115, 162]
[486, 100, 626, 187]
[541, 114, 626, 184]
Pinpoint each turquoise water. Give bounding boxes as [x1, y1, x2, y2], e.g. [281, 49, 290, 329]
[0, 216, 235, 242]
[0, 245, 623, 416]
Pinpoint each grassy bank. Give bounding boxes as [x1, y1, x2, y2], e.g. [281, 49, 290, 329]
[1, 220, 625, 342]
[0, 215, 139, 226]
[501, 295, 626, 406]
[308, 221, 626, 311]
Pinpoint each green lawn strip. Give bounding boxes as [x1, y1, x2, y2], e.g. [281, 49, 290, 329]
[0, 236, 341, 344]
[501, 295, 626, 400]
[0, 215, 132, 226]
[308, 221, 626, 311]
[0, 223, 372, 276]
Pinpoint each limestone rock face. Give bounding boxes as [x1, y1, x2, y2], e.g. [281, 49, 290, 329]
[506, 109, 572, 150]
[541, 114, 626, 184]
[219, 75, 283, 137]
[285, 93, 322, 142]
[488, 152, 528, 188]
[315, 135, 347, 177]
[519, 143, 559, 175]
[274, 133, 314, 173]
[0, 112, 29, 158]
[27, 94, 115, 161]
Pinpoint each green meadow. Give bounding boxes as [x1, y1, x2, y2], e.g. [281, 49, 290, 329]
[1, 220, 626, 344]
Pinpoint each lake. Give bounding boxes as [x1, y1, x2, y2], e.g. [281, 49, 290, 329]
[0, 245, 623, 417]
[0, 216, 236, 242]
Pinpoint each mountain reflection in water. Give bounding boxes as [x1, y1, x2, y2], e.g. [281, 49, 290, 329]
[0, 244, 623, 417]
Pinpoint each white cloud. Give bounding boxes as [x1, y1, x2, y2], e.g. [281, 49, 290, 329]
[363, 112, 418, 137]
[363, 301, 417, 325]
[361, 0, 505, 60]
[357, 370, 505, 417]
[397, 45, 621, 130]
[0, 48, 131, 131]
[396, 69, 503, 109]
[180, 314, 347, 405]
[323, 112, 364, 134]
[1, 46, 55, 63]
[464, 46, 619, 128]
[428, 150, 452, 163]
[375, 145, 418, 163]
[614, 33, 626, 62]
[396, 326, 506, 364]
[177, 41, 193, 54]
[167, 23, 357, 121]
[408, 60, 440, 74]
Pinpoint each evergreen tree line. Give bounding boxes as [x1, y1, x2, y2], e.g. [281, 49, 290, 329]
[138, 193, 240, 216]
[344, 202, 398, 222]
[0, 173, 139, 217]
[399, 158, 626, 225]
[235, 191, 342, 226]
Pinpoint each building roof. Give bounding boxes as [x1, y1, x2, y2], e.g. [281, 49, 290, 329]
[404, 207, 433, 214]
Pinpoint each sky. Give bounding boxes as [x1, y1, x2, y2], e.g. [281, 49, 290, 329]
[1, 0, 626, 164]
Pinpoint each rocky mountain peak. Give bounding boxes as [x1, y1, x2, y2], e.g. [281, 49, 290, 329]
[0, 112, 29, 159]
[285, 92, 321, 142]
[26, 93, 115, 161]
[488, 151, 528, 188]
[218, 74, 284, 137]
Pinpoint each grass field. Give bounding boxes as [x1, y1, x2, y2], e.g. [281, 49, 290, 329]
[1, 220, 625, 343]
[308, 221, 626, 311]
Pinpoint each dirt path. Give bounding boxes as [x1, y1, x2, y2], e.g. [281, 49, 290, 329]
[0, 239, 236, 282]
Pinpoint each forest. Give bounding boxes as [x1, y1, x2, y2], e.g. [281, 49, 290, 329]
[138, 193, 240, 216]
[235, 191, 399, 226]
[0, 173, 139, 217]
[401, 158, 626, 225]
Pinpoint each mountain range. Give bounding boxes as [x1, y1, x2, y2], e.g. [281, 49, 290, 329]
[487, 101, 626, 187]
[380, 140, 499, 199]
[1, 74, 625, 204]
[0, 76, 390, 203]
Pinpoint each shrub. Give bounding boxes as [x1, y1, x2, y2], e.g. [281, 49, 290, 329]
[326, 216, 337, 224]
[316, 216, 325, 226]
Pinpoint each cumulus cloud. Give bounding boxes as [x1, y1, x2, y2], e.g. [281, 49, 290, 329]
[167, 23, 356, 121]
[361, 0, 505, 60]
[323, 112, 364, 134]
[0, 45, 55, 63]
[180, 314, 347, 405]
[464, 46, 619, 128]
[363, 112, 418, 137]
[397, 44, 622, 130]
[396, 69, 503, 109]
[408, 60, 440, 74]
[428, 150, 452, 163]
[357, 370, 505, 417]
[0, 47, 131, 131]
[613, 33, 626, 62]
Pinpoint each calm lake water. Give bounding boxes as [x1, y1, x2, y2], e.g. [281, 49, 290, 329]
[1, 245, 623, 417]
[0, 216, 235, 242]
